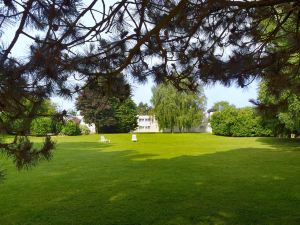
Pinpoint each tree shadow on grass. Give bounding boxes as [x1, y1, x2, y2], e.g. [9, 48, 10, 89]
[0, 142, 300, 225]
[256, 137, 300, 152]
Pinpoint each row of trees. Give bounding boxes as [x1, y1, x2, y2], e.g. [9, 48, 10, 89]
[210, 81, 300, 137]
[3, 82, 296, 137]
[83, 80, 297, 137]
[0, 100, 90, 136]
[76, 80, 207, 134]
[150, 82, 300, 137]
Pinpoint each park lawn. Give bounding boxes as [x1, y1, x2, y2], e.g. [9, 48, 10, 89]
[0, 133, 300, 225]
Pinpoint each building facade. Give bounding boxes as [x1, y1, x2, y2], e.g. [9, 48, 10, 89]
[76, 116, 96, 133]
[135, 112, 213, 133]
[135, 115, 160, 132]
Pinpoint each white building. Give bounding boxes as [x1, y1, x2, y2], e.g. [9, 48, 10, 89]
[135, 115, 160, 132]
[76, 116, 96, 133]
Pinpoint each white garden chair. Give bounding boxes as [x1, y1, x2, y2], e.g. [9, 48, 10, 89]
[100, 135, 110, 143]
[131, 134, 137, 142]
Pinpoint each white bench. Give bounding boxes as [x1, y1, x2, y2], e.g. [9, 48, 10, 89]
[99, 135, 110, 143]
[131, 134, 137, 142]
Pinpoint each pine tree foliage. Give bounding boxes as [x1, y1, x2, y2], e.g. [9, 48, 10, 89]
[255, 81, 300, 136]
[1, 0, 300, 169]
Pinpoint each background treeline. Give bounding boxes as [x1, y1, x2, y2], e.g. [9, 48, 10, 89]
[0, 100, 88, 136]
[210, 90, 300, 137]
[210, 104, 272, 137]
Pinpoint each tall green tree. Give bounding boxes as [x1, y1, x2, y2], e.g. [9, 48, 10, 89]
[106, 98, 138, 133]
[255, 81, 300, 136]
[137, 102, 152, 115]
[77, 96, 138, 133]
[151, 83, 206, 132]
[76, 74, 137, 133]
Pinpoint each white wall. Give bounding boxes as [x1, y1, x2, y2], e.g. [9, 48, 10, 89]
[76, 116, 96, 133]
[135, 115, 160, 133]
[136, 112, 213, 133]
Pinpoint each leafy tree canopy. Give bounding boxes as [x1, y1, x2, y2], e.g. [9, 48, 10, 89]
[211, 101, 234, 112]
[254, 81, 300, 136]
[137, 102, 152, 115]
[76, 75, 137, 133]
[151, 82, 206, 132]
[210, 106, 272, 137]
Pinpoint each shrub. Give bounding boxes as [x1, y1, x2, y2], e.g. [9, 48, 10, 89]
[210, 106, 237, 136]
[61, 121, 81, 136]
[210, 106, 272, 137]
[80, 124, 90, 135]
[54, 121, 64, 135]
[30, 117, 53, 136]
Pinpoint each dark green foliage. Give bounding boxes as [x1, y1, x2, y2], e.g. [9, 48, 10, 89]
[1, 100, 59, 135]
[0, 136, 55, 170]
[60, 121, 81, 136]
[0, 100, 58, 180]
[210, 106, 272, 137]
[30, 117, 54, 136]
[114, 99, 138, 133]
[0, 114, 23, 134]
[97, 98, 138, 133]
[76, 75, 137, 133]
[231, 108, 273, 137]
[254, 81, 300, 137]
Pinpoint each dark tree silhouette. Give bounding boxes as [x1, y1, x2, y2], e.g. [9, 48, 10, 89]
[76, 73, 132, 133]
[1, 0, 300, 169]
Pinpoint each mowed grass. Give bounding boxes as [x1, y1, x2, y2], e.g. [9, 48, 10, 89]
[0, 133, 300, 225]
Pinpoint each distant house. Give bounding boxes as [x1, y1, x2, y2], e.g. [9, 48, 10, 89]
[135, 111, 213, 133]
[64, 114, 81, 124]
[76, 116, 96, 133]
[135, 115, 160, 133]
[64, 115, 96, 133]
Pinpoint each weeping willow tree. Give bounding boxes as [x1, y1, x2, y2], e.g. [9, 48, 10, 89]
[151, 83, 206, 132]
[1, 0, 300, 174]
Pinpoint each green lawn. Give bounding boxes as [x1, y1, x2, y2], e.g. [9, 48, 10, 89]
[0, 133, 300, 225]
